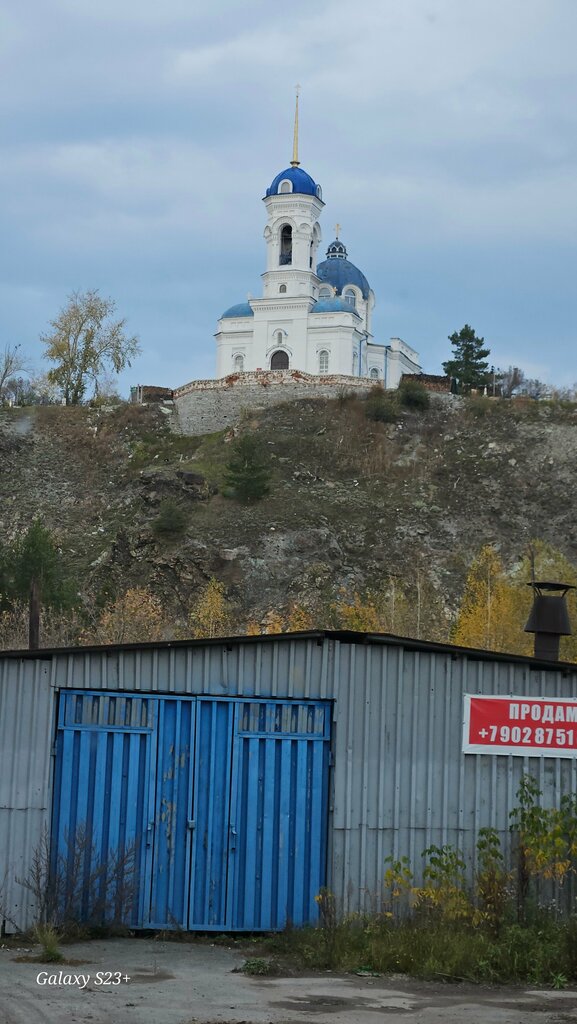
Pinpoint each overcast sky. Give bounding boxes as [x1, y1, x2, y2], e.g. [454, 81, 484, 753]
[1, 0, 576, 394]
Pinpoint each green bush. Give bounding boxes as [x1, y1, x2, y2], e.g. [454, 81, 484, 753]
[364, 390, 398, 423]
[152, 499, 188, 536]
[224, 434, 271, 503]
[398, 380, 430, 410]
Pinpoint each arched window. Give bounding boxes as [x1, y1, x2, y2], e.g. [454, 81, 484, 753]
[319, 287, 331, 299]
[316, 184, 323, 200]
[275, 331, 284, 346]
[279, 225, 292, 265]
[234, 354, 245, 372]
[344, 288, 356, 308]
[279, 284, 287, 294]
[309, 240, 314, 268]
[352, 351, 358, 375]
[369, 367, 379, 380]
[319, 350, 329, 375]
[279, 179, 292, 194]
[271, 350, 289, 370]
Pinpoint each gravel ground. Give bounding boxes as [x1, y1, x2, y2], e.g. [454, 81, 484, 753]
[2, 937, 577, 1024]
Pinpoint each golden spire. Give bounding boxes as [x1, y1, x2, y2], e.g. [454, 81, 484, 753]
[291, 84, 301, 167]
[334, 223, 341, 239]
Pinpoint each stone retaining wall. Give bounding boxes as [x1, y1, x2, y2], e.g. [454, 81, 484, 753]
[173, 370, 373, 435]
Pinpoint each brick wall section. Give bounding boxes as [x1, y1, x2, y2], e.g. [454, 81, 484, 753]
[401, 373, 452, 393]
[173, 370, 373, 434]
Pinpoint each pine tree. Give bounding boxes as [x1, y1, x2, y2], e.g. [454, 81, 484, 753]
[443, 324, 491, 393]
[224, 434, 270, 503]
[0, 521, 74, 649]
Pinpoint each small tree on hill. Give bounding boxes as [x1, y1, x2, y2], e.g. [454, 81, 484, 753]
[224, 434, 270, 502]
[0, 344, 30, 402]
[41, 290, 140, 404]
[0, 521, 74, 649]
[81, 587, 167, 645]
[187, 578, 232, 639]
[443, 325, 490, 393]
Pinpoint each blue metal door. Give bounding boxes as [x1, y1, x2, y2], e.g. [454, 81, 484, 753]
[146, 697, 195, 928]
[188, 699, 235, 928]
[53, 692, 331, 931]
[52, 692, 157, 927]
[228, 700, 331, 930]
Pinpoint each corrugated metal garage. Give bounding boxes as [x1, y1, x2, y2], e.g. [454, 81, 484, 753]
[1, 630, 577, 933]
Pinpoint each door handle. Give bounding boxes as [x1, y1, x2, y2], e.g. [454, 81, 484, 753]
[230, 824, 237, 850]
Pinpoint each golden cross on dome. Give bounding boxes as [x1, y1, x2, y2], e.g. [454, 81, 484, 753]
[291, 85, 301, 167]
[334, 223, 341, 239]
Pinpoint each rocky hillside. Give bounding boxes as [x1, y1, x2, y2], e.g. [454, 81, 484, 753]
[1, 393, 577, 641]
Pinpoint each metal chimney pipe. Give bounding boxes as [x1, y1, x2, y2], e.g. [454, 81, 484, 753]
[524, 581, 574, 661]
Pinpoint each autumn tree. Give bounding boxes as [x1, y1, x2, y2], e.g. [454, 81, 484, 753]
[0, 344, 30, 402]
[443, 325, 490, 393]
[81, 587, 167, 645]
[41, 290, 140, 404]
[496, 365, 525, 399]
[187, 578, 232, 639]
[453, 545, 529, 655]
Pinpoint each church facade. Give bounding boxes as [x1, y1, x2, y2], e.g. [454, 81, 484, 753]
[214, 111, 421, 386]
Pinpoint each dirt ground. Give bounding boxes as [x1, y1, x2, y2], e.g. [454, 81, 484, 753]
[2, 937, 577, 1024]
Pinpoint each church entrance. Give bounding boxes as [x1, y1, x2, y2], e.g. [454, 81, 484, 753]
[270, 350, 289, 370]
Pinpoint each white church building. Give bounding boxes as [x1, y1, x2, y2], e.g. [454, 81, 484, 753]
[215, 101, 421, 387]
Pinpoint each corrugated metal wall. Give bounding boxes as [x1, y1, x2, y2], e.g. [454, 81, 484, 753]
[2, 635, 577, 930]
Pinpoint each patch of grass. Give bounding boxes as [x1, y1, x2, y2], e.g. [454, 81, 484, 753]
[263, 916, 577, 984]
[239, 957, 279, 976]
[33, 924, 64, 963]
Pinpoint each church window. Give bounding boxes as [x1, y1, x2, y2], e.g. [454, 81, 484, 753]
[352, 351, 358, 375]
[279, 179, 292, 194]
[275, 330, 284, 346]
[319, 350, 329, 375]
[316, 185, 323, 200]
[309, 241, 313, 268]
[344, 288, 356, 309]
[369, 367, 379, 380]
[234, 354, 245, 372]
[319, 287, 331, 299]
[271, 350, 289, 370]
[279, 225, 292, 265]
[279, 284, 287, 293]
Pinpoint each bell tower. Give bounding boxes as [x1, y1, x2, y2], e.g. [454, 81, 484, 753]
[260, 89, 324, 300]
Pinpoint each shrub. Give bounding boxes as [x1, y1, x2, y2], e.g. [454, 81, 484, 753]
[398, 380, 430, 410]
[152, 499, 188, 536]
[364, 389, 398, 422]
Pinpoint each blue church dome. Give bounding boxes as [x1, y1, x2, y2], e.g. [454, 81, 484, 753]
[311, 297, 361, 317]
[220, 302, 254, 319]
[316, 239, 370, 300]
[266, 166, 321, 198]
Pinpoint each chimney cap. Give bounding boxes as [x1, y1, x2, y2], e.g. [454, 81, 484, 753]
[526, 581, 575, 595]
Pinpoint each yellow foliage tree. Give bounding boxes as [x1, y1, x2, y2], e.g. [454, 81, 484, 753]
[262, 611, 284, 635]
[81, 587, 167, 645]
[187, 578, 231, 639]
[286, 603, 315, 631]
[332, 590, 382, 632]
[453, 546, 530, 655]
